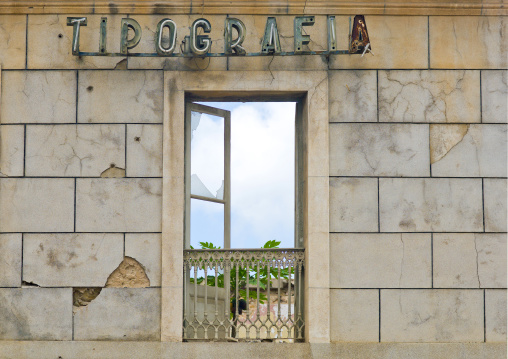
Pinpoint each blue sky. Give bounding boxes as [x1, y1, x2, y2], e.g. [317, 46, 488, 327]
[190, 102, 296, 249]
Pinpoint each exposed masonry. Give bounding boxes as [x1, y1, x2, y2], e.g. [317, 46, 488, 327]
[73, 256, 150, 308]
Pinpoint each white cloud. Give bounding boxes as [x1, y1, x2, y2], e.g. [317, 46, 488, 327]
[191, 102, 296, 249]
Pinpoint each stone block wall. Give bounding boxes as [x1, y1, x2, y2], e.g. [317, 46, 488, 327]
[0, 65, 164, 339]
[328, 16, 507, 343]
[0, 11, 506, 348]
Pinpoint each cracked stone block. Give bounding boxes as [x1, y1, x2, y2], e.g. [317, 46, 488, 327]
[76, 178, 162, 232]
[0, 288, 72, 340]
[78, 70, 163, 123]
[125, 233, 161, 286]
[329, 16, 428, 69]
[330, 123, 429, 176]
[434, 233, 507, 289]
[0, 178, 74, 232]
[430, 17, 507, 69]
[23, 233, 124, 287]
[330, 289, 378, 342]
[25, 124, 125, 177]
[482, 71, 507, 123]
[0, 234, 22, 287]
[329, 177, 378, 232]
[0, 125, 24, 176]
[381, 289, 484, 342]
[329, 70, 377, 122]
[486, 290, 507, 342]
[379, 70, 480, 123]
[0, 71, 76, 124]
[126, 124, 163, 177]
[0, 15, 26, 69]
[128, 15, 227, 71]
[27, 15, 125, 69]
[227, 15, 328, 71]
[379, 178, 483, 232]
[430, 124, 507, 177]
[484, 179, 508, 232]
[330, 233, 431, 288]
[73, 288, 160, 340]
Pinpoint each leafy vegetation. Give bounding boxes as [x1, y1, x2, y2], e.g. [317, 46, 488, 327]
[189, 240, 292, 304]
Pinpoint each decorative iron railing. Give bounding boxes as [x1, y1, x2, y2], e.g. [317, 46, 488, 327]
[183, 249, 305, 342]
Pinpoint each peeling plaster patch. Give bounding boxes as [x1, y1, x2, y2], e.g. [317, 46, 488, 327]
[73, 287, 102, 307]
[430, 124, 469, 164]
[114, 58, 127, 70]
[105, 257, 150, 288]
[100, 165, 126, 178]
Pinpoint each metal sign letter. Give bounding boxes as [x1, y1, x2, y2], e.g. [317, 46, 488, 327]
[66, 17, 87, 55]
[224, 18, 246, 55]
[120, 18, 142, 54]
[327, 16, 337, 52]
[261, 17, 281, 54]
[294, 16, 314, 54]
[190, 18, 212, 56]
[99, 17, 107, 54]
[155, 19, 177, 55]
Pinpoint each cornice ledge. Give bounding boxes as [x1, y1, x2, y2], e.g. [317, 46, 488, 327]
[0, 1, 506, 15]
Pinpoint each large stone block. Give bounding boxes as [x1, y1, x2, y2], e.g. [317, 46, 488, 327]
[126, 124, 163, 177]
[330, 289, 379, 342]
[0, 178, 74, 232]
[430, 124, 507, 177]
[76, 178, 162, 232]
[78, 71, 163, 123]
[329, 123, 429, 176]
[0, 15, 26, 69]
[329, 70, 377, 123]
[0, 234, 21, 287]
[482, 71, 508, 124]
[0, 71, 76, 124]
[125, 233, 161, 286]
[486, 290, 507, 342]
[379, 178, 483, 232]
[430, 17, 507, 69]
[0, 125, 24, 176]
[27, 15, 125, 69]
[127, 15, 227, 71]
[23, 233, 124, 287]
[330, 233, 431, 288]
[434, 233, 507, 289]
[379, 70, 480, 123]
[329, 177, 378, 232]
[73, 288, 160, 340]
[329, 16, 428, 69]
[484, 179, 507, 232]
[381, 290, 484, 342]
[0, 288, 72, 340]
[25, 124, 125, 177]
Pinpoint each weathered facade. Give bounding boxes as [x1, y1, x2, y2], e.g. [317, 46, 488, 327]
[0, 1, 506, 358]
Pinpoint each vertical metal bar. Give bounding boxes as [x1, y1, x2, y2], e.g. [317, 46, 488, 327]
[193, 264, 198, 339]
[277, 264, 282, 338]
[235, 262, 239, 338]
[214, 264, 219, 339]
[225, 260, 231, 337]
[266, 261, 271, 339]
[256, 262, 261, 339]
[297, 261, 303, 339]
[204, 264, 208, 339]
[287, 261, 292, 333]
[246, 260, 250, 339]
[183, 261, 188, 338]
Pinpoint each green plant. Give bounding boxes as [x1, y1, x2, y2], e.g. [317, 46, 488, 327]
[189, 240, 292, 304]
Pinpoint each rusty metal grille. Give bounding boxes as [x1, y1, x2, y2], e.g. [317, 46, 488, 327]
[183, 249, 305, 342]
